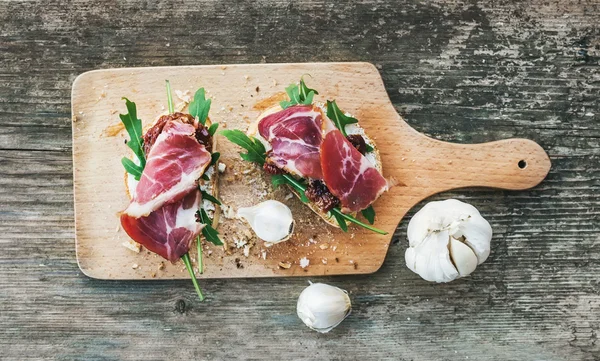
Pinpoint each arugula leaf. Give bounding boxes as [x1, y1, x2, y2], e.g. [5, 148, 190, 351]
[200, 174, 210, 181]
[270, 174, 288, 188]
[208, 123, 219, 136]
[280, 77, 319, 109]
[210, 152, 220, 166]
[202, 226, 222, 246]
[199, 209, 223, 246]
[326, 100, 358, 137]
[280, 84, 301, 109]
[361, 205, 376, 225]
[220, 130, 266, 165]
[271, 174, 310, 203]
[331, 208, 387, 235]
[120, 98, 146, 173]
[166, 80, 174, 114]
[199, 208, 212, 227]
[189, 88, 211, 125]
[364, 143, 374, 153]
[121, 157, 143, 180]
[200, 189, 221, 205]
[181, 253, 204, 301]
[299, 77, 319, 99]
[331, 211, 348, 232]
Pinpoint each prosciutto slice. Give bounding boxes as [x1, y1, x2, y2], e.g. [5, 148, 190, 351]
[320, 128, 388, 213]
[124, 120, 211, 218]
[121, 115, 212, 262]
[258, 105, 324, 179]
[120, 191, 204, 262]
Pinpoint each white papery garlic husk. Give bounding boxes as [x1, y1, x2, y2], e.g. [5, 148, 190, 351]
[297, 283, 351, 333]
[237, 200, 295, 244]
[405, 199, 493, 283]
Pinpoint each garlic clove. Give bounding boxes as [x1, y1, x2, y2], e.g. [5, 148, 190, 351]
[237, 200, 295, 244]
[458, 218, 492, 265]
[406, 230, 459, 283]
[449, 237, 478, 276]
[297, 283, 351, 333]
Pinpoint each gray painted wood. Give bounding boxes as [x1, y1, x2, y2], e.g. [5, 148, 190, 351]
[0, 1, 598, 360]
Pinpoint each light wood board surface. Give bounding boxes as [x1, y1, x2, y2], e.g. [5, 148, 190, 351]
[72, 62, 550, 280]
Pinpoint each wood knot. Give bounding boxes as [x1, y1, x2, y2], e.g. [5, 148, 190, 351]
[175, 299, 186, 314]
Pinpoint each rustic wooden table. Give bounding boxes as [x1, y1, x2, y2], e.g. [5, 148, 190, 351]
[1, 1, 598, 360]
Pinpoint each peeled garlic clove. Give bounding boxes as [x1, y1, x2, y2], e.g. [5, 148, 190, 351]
[449, 237, 478, 276]
[297, 283, 351, 333]
[237, 200, 295, 244]
[405, 199, 492, 283]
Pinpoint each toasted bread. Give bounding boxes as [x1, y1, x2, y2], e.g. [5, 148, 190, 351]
[247, 103, 383, 228]
[124, 113, 220, 226]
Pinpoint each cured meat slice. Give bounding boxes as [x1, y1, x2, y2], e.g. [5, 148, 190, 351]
[258, 105, 324, 179]
[320, 129, 388, 213]
[121, 190, 203, 262]
[124, 120, 211, 218]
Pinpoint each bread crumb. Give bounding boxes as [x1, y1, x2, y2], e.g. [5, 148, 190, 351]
[234, 237, 247, 249]
[300, 257, 310, 268]
[221, 204, 236, 219]
[261, 250, 267, 260]
[243, 245, 251, 257]
[278, 261, 291, 269]
[122, 240, 141, 253]
[319, 243, 329, 250]
[175, 89, 191, 103]
[322, 258, 328, 265]
[158, 262, 165, 270]
[218, 162, 227, 173]
[131, 263, 139, 269]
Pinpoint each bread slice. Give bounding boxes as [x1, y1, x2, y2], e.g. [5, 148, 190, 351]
[124, 114, 220, 227]
[247, 103, 383, 228]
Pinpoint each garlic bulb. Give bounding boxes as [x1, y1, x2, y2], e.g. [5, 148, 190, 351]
[405, 199, 493, 283]
[237, 200, 295, 244]
[297, 283, 351, 333]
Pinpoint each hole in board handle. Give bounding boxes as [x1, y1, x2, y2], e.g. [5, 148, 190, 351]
[518, 160, 527, 169]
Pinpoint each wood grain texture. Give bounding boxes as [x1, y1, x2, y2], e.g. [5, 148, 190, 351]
[71, 63, 550, 280]
[0, 0, 598, 360]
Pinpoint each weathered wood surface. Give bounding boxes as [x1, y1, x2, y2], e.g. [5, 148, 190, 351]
[0, 0, 598, 360]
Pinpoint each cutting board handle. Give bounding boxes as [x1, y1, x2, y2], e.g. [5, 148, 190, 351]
[410, 134, 551, 194]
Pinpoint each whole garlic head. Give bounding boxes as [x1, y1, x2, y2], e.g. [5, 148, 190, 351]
[405, 199, 493, 283]
[297, 283, 351, 333]
[237, 200, 295, 244]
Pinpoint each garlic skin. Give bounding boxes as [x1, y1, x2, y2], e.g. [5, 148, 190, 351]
[405, 199, 492, 283]
[297, 283, 351, 333]
[237, 200, 295, 244]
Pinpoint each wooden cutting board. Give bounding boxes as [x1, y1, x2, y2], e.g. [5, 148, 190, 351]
[71, 62, 551, 280]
